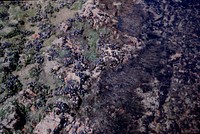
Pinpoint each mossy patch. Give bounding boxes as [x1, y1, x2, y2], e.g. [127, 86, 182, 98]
[85, 30, 99, 61]
[58, 49, 70, 58]
[0, 109, 6, 118]
[71, 20, 102, 61]
[26, 8, 37, 18]
[99, 27, 110, 36]
[71, 0, 84, 10]
[0, 6, 7, 13]
[8, 5, 25, 21]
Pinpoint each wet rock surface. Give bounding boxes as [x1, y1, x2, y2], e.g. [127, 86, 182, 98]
[0, 0, 199, 133]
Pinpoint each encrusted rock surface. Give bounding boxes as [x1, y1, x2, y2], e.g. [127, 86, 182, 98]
[0, 0, 199, 133]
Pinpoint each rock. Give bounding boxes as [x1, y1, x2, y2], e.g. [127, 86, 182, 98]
[0, 102, 26, 130]
[34, 112, 61, 134]
[112, 2, 122, 10]
[0, 104, 17, 129]
[170, 53, 182, 61]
